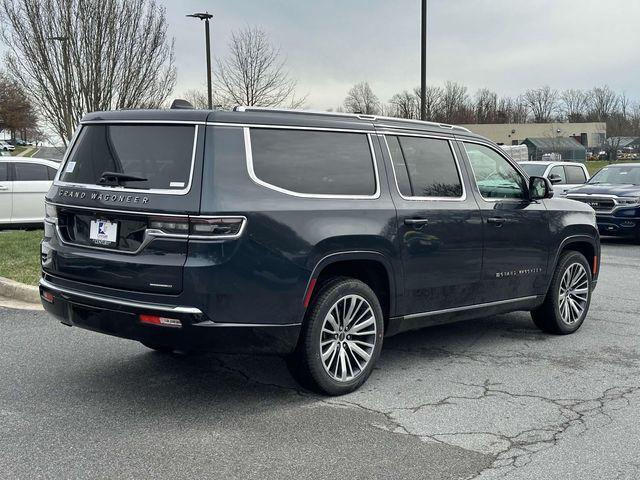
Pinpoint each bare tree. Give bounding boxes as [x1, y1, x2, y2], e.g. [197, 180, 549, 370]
[475, 88, 498, 123]
[343, 82, 381, 115]
[215, 26, 305, 108]
[587, 85, 619, 121]
[181, 89, 228, 110]
[413, 86, 442, 121]
[1, 0, 176, 145]
[560, 89, 591, 122]
[523, 86, 558, 122]
[388, 90, 418, 119]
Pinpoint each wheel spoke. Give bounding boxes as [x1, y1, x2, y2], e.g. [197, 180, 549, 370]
[348, 342, 371, 362]
[350, 315, 374, 333]
[322, 342, 337, 361]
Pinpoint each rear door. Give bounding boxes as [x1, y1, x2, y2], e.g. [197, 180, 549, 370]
[44, 122, 204, 294]
[383, 133, 483, 314]
[11, 162, 52, 222]
[460, 141, 549, 302]
[0, 161, 12, 223]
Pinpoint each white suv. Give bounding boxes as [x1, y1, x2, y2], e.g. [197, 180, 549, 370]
[0, 157, 60, 224]
[518, 161, 590, 195]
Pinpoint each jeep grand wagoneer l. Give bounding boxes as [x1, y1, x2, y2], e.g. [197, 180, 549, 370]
[40, 107, 600, 395]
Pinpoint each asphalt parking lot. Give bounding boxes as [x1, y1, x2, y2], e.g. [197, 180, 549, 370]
[1, 239, 639, 480]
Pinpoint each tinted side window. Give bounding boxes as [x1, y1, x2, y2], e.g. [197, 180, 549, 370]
[565, 165, 587, 184]
[15, 163, 50, 181]
[47, 166, 58, 180]
[549, 166, 567, 184]
[388, 136, 462, 198]
[0, 162, 8, 181]
[464, 143, 526, 199]
[250, 129, 376, 196]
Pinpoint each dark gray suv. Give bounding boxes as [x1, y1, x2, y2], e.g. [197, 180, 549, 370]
[40, 106, 600, 395]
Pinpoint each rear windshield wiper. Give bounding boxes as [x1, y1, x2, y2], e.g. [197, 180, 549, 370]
[98, 171, 148, 187]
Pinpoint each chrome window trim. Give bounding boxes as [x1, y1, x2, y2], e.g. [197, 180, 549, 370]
[81, 120, 207, 125]
[39, 277, 203, 314]
[243, 127, 381, 200]
[381, 133, 467, 202]
[54, 123, 199, 196]
[461, 140, 530, 203]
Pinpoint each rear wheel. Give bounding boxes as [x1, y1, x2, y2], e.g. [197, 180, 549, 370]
[289, 277, 384, 395]
[531, 251, 592, 334]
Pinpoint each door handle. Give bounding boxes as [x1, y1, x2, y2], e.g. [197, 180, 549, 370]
[487, 217, 505, 226]
[404, 218, 429, 227]
[0, 185, 8, 191]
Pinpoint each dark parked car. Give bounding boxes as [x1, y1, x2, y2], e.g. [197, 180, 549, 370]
[40, 107, 600, 395]
[566, 163, 640, 242]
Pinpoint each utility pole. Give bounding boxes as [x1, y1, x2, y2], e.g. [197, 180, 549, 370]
[420, 0, 427, 121]
[187, 12, 214, 109]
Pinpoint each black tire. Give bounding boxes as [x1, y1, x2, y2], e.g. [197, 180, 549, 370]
[289, 277, 384, 396]
[140, 341, 175, 354]
[531, 251, 592, 334]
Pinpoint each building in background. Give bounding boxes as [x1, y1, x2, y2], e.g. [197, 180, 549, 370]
[460, 122, 606, 149]
[521, 137, 587, 162]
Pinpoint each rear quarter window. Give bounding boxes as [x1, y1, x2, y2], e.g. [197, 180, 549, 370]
[248, 128, 377, 197]
[59, 124, 196, 191]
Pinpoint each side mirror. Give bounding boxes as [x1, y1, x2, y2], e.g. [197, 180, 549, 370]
[548, 173, 563, 184]
[529, 176, 554, 200]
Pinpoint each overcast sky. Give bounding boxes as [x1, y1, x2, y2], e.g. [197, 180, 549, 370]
[168, 0, 640, 109]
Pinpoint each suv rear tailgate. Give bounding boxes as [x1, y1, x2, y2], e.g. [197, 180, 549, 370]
[42, 116, 206, 294]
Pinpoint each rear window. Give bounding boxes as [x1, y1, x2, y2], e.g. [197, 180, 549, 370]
[566, 165, 587, 184]
[249, 128, 376, 196]
[59, 124, 196, 190]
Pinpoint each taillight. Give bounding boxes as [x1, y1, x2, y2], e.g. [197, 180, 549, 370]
[149, 217, 189, 235]
[189, 217, 245, 238]
[41, 290, 54, 303]
[148, 216, 245, 239]
[139, 314, 182, 328]
[44, 203, 57, 224]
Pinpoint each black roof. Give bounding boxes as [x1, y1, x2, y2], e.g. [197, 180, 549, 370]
[81, 107, 482, 139]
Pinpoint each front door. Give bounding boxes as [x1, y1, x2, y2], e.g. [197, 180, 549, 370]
[383, 134, 483, 314]
[460, 141, 549, 302]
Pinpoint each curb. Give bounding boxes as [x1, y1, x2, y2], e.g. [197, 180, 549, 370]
[0, 276, 41, 304]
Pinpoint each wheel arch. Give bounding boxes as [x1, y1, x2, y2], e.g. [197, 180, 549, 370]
[550, 234, 600, 286]
[303, 251, 397, 326]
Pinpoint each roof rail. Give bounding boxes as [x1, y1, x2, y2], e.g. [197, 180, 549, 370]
[233, 106, 471, 133]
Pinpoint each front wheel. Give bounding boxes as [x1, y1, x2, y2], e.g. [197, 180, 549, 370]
[289, 277, 384, 396]
[531, 251, 592, 334]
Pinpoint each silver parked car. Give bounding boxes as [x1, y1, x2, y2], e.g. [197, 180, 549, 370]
[518, 161, 590, 195]
[0, 157, 60, 225]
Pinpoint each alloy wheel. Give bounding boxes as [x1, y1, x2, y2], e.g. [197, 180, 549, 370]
[558, 262, 589, 325]
[320, 294, 377, 382]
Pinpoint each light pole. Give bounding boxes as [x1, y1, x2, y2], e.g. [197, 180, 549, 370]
[187, 12, 214, 109]
[48, 35, 73, 142]
[420, 0, 427, 121]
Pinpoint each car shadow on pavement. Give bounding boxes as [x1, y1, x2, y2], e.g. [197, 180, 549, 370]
[51, 311, 544, 412]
